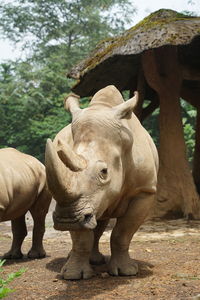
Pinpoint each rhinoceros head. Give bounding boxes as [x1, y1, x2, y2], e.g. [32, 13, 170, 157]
[45, 86, 138, 231]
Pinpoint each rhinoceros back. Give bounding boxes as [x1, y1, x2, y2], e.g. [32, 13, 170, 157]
[0, 148, 46, 221]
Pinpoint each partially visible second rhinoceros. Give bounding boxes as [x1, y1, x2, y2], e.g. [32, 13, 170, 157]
[0, 148, 52, 259]
[45, 85, 158, 279]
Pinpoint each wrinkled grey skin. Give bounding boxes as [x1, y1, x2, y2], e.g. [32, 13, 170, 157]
[0, 148, 52, 259]
[45, 85, 158, 279]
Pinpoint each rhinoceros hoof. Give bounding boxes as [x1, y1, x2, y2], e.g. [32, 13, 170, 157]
[108, 257, 138, 276]
[61, 261, 94, 280]
[90, 251, 106, 265]
[27, 249, 46, 259]
[3, 250, 23, 259]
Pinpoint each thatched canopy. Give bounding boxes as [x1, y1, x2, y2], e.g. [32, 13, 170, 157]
[68, 9, 200, 101]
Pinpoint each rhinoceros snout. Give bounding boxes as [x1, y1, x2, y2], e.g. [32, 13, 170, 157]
[52, 205, 97, 231]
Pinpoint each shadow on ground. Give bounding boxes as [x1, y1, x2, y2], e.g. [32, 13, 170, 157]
[45, 257, 154, 300]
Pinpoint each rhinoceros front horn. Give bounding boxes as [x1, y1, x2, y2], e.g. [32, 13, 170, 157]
[45, 139, 85, 203]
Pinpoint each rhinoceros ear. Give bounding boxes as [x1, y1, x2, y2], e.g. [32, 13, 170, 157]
[64, 93, 81, 118]
[114, 91, 138, 120]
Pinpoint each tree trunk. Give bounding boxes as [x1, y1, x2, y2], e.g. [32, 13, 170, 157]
[142, 46, 200, 219]
[193, 107, 200, 194]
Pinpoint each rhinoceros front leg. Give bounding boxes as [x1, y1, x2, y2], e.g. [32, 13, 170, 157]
[3, 215, 27, 259]
[90, 219, 109, 265]
[108, 192, 155, 276]
[61, 229, 94, 280]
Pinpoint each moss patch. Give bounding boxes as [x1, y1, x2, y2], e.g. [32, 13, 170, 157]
[74, 9, 200, 78]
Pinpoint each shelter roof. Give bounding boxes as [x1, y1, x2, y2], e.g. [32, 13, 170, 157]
[68, 9, 200, 97]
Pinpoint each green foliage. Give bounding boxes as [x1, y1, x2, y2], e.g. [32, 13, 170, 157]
[0, 260, 26, 299]
[181, 99, 197, 163]
[0, 0, 136, 161]
[142, 99, 197, 163]
[143, 107, 160, 147]
[141, 99, 159, 146]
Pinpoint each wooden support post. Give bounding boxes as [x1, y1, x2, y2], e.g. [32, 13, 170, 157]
[181, 84, 200, 194]
[142, 46, 200, 219]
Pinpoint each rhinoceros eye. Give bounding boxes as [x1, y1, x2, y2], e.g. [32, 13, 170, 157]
[101, 168, 108, 175]
[99, 167, 108, 180]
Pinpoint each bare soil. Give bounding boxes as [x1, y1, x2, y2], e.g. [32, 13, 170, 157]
[1, 202, 200, 300]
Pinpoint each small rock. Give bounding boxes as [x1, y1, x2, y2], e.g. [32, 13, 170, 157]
[145, 248, 152, 252]
[182, 282, 186, 286]
[101, 272, 109, 278]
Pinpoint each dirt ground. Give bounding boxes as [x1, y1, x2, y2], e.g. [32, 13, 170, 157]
[1, 201, 200, 300]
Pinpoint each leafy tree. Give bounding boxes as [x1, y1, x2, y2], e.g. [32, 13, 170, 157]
[0, 0, 135, 64]
[0, 0, 136, 161]
[0, 60, 71, 160]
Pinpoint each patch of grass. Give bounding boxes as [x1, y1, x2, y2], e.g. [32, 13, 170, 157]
[0, 260, 26, 299]
[0, 236, 11, 241]
[172, 273, 200, 280]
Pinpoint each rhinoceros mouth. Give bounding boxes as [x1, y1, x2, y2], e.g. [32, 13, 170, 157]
[53, 220, 82, 231]
[53, 211, 97, 231]
[80, 213, 97, 229]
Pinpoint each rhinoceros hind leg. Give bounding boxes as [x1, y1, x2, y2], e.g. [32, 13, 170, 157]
[27, 248, 46, 259]
[27, 212, 46, 259]
[0, 206, 5, 222]
[3, 250, 24, 259]
[90, 219, 109, 265]
[108, 193, 155, 276]
[90, 252, 105, 265]
[28, 189, 51, 259]
[3, 215, 27, 259]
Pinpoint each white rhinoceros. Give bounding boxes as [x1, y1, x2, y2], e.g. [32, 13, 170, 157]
[0, 148, 51, 259]
[45, 85, 158, 280]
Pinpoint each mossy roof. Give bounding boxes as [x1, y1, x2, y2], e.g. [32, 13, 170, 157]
[68, 9, 200, 97]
